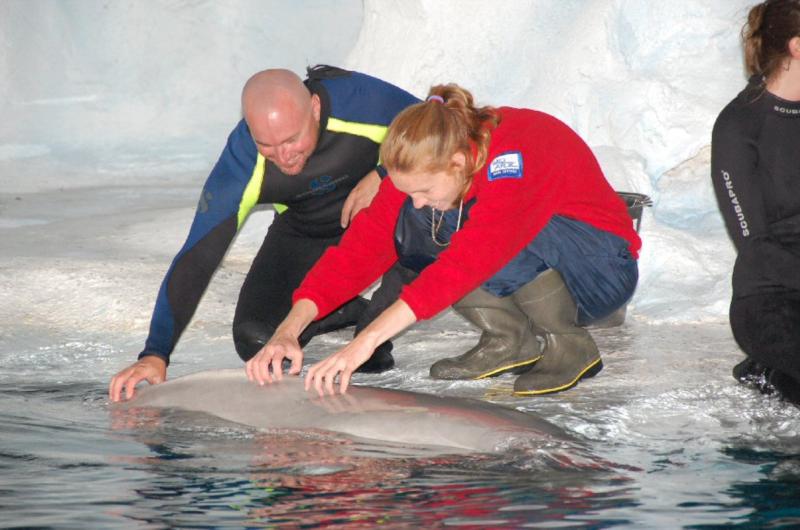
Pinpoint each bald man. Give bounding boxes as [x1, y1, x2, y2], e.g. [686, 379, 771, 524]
[110, 65, 418, 402]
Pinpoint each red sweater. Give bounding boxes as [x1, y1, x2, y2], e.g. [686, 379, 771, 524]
[294, 108, 641, 321]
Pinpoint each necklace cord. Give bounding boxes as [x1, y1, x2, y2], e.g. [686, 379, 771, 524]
[430, 199, 464, 247]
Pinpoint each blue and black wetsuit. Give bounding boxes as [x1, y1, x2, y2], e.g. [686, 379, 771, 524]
[711, 75, 800, 401]
[139, 65, 418, 364]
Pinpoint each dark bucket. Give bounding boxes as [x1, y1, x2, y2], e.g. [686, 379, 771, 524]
[617, 191, 653, 233]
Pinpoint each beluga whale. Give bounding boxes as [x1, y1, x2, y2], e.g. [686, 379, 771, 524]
[113, 369, 572, 455]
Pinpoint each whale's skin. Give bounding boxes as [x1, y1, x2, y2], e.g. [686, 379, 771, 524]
[114, 369, 569, 453]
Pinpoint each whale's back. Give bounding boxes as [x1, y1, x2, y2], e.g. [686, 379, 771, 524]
[117, 369, 568, 453]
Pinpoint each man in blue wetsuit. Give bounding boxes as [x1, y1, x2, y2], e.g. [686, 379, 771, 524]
[109, 65, 419, 402]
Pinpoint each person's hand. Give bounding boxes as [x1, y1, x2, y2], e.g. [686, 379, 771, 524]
[305, 333, 378, 396]
[108, 356, 167, 402]
[246, 332, 304, 385]
[340, 170, 380, 228]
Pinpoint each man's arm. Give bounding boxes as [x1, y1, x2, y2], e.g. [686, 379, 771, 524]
[319, 68, 419, 228]
[109, 120, 260, 401]
[340, 169, 381, 228]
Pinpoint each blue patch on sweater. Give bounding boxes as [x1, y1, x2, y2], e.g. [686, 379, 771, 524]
[488, 151, 524, 181]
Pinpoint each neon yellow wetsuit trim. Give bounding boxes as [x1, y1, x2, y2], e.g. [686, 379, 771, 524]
[237, 154, 266, 229]
[327, 118, 388, 144]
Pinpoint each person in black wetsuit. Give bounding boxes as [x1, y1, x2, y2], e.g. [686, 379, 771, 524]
[109, 66, 419, 402]
[711, 0, 800, 405]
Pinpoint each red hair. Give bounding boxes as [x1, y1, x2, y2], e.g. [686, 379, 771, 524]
[380, 84, 500, 196]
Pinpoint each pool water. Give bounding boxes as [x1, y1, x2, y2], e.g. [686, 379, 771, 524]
[2, 185, 800, 528]
[2, 321, 800, 529]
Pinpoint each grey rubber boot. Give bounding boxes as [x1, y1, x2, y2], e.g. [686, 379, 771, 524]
[511, 269, 602, 395]
[430, 287, 542, 380]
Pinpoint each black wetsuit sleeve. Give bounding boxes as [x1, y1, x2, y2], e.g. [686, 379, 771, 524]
[139, 120, 259, 363]
[711, 110, 800, 293]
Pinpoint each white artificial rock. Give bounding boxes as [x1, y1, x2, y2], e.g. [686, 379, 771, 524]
[346, 0, 752, 321]
[0, 1, 759, 323]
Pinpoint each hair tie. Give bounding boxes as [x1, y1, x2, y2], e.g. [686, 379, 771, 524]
[427, 95, 445, 103]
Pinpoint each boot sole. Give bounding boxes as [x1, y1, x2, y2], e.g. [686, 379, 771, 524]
[474, 355, 543, 380]
[513, 358, 603, 396]
[355, 351, 395, 374]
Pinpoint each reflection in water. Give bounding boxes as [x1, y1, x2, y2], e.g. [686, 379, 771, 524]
[719, 446, 800, 527]
[108, 405, 636, 528]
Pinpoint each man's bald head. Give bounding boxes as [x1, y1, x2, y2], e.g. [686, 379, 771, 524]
[242, 69, 321, 175]
[242, 69, 310, 118]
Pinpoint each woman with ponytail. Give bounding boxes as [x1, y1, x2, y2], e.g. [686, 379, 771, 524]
[247, 84, 641, 397]
[711, 0, 800, 405]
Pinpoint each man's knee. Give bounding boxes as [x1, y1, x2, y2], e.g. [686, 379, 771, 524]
[233, 321, 276, 362]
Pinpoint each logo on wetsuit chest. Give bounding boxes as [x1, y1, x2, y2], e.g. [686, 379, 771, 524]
[295, 174, 350, 199]
[488, 151, 524, 181]
[310, 175, 337, 195]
